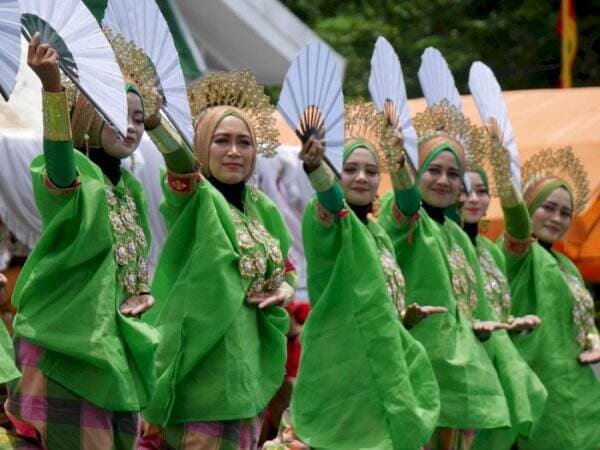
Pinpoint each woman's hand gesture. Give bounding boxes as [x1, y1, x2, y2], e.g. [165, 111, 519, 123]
[27, 33, 62, 93]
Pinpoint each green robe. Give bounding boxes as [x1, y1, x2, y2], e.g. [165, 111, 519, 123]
[504, 239, 600, 450]
[12, 150, 158, 411]
[0, 323, 19, 383]
[379, 194, 510, 429]
[144, 174, 291, 425]
[292, 199, 440, 449]
[451, 234, 548, 450]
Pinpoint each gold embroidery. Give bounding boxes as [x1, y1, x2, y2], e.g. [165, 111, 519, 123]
[230, 206, 286, 296]
[105, 185, 149, 296]
[478, 246, 513, 323]
[560, 267, 597, 349]
[448, 245, 478, 322]
[43, 91, 72, 142]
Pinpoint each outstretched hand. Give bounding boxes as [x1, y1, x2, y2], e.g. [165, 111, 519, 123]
[473, 320, 509, 341]
[403, 303, 447, 329]
[27, 33, 62, 93]
[120, 294, 155, 317]
[509, 314, 541, 332]
[578, 349, 600, 365]
[247, 282, 294, 309]
[298, 137, 325, 173]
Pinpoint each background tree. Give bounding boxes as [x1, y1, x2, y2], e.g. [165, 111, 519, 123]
[279, 0, 600, 99]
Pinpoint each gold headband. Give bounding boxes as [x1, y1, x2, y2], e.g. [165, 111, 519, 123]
[344, 102, 398, 172]
[187, 70, 279, 158]
[522, 147, 589, 214]
[413, 99, 489, 171]
[103, 27, 162, 119]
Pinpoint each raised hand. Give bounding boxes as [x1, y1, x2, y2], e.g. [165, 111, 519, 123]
[485, 117, 504, 143]
[120, 294, 155, 317]
[403, 303, 447, 329]
[298, 136, 325, 173]
[27, 33, 62, 93]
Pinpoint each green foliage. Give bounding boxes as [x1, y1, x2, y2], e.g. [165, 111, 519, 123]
[280, 0, 600, 99]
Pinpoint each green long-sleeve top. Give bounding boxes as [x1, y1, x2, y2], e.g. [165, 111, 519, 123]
[378, 187, 510, 430]
[143, 168, 293, 425]
[501, 201, 600, 450]
[292, 181, 440, 450]
[12, 91, 158, 411]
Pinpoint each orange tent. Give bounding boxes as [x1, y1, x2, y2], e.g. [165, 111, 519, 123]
[276, 87, 600, 281]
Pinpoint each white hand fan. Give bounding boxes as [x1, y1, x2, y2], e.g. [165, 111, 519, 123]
[469, 61, 521, 191]
[19, 0, 127, 136]
[102, 0, 194, 146]
[368, 36, 418, 170]
[418, 47, 461, 110]
[0, 0, 21, 101]
[278, 41, 345, 174]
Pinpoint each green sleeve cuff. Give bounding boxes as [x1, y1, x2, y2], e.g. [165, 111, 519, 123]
[504, 202, 531, 240]
[43, 139, 76, 188]
[147, 122, 196, 173]
[316, 183, 345, 215]
[394, 185, 421, 217]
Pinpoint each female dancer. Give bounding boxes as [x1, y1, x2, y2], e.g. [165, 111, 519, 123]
[488, 129, 600, 449]
[141, 71, 295, 450]
[291, 103, 443, 450]
[6, 34, 157, 449]
[378, 102, 511, 450]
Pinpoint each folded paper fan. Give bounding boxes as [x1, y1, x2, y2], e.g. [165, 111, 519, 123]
[368, 36, 418, 170]
[103, 0, 193, 145]
[0, 0, 21, 100]
[278, 41, 345, 174]
[469, 61, 521, 192]
[418, 47, 461, 110]
[19, 0, 127, 135]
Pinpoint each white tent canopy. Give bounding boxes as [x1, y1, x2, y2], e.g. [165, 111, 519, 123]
[172, 0, 345, 84]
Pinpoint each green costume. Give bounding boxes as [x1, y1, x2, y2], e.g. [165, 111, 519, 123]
[452, 232, 548, 450]
[292, 162, 440, 449]
[11, 91, 157, 411]
[378, 142, 511, 431]
[501, 200, 600, 450]
[0, 323, 19, 383]
[144, 170, 292, 425]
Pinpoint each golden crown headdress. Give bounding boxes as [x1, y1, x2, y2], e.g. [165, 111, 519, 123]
[344, 102, 399, 172]
[522, 146, 589, 214]
[412, 99, 490, 171]
[187, 70, 279, 157]
[102, 27, 162, 119]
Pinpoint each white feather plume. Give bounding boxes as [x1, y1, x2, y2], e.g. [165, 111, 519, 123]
[469, 61, 521, 191]
[278, 41, 345, 173]
[418, 47, 461, 110]
[102, 0, 193, 145]
[0, 0, 21, 101]
[18, 0, 128, 135]
[368, 36, 418, 169]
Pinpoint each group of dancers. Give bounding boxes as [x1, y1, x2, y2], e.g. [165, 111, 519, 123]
[0, 4, 599, 450]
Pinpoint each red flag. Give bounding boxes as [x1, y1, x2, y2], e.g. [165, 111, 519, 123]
[557, 0, 578, 88]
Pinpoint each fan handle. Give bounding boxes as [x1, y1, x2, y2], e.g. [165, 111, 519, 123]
[160, 108, 193, 150]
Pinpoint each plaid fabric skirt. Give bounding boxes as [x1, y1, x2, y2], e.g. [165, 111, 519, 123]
[424, 428, 476, 450]
[4, 339, 139, 450]
[138, 416, 263, 450]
